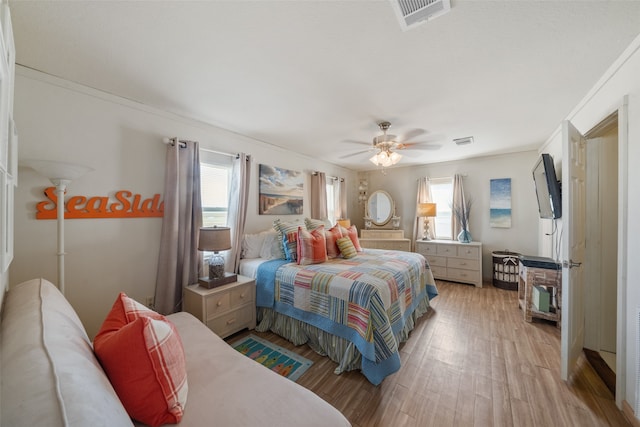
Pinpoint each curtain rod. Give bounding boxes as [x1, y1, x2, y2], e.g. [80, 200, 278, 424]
[425, 173, 468, 181]
[163, 137, 245, 159]
[313, 171, 344, 182]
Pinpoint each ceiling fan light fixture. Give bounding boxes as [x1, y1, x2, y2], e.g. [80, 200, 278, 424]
[369, 150, 402, 168]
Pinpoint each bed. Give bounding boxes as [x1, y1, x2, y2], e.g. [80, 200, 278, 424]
[244, 248, 437, 385]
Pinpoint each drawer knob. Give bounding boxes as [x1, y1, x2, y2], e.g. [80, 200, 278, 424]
[226, 318, 236, 325]
[217, 301, 222, 307]
[240, 293, 246, 299]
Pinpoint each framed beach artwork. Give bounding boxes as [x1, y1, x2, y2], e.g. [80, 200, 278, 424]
[259, 164, 303, 215]
[490, 178, 512, 228]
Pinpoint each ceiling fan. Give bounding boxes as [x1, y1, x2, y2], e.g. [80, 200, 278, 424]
[340, 121, 441, 167]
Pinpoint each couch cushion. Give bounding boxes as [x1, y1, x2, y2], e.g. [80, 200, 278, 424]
[143, 312, 351, 427]
[0, 278, 134, 427]
[94, 293, 188, 427]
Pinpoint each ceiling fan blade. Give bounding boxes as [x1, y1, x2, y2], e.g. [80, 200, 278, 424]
[339, 150, 373, 159]
[398, 143, 442, 150]
[342, 139, 371, 147]
[398, 129, 426, 142]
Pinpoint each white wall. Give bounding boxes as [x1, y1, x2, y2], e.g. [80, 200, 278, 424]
[358, 150, 541, 282]
[11, 67, 357, 338]
[539, 35, 640, 413]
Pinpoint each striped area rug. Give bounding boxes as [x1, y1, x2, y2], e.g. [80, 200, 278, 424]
[229, 334, 313, 382]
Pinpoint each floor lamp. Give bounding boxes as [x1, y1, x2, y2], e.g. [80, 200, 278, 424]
[23, 160, 93, 295]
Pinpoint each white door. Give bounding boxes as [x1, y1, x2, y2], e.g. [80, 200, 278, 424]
[561, 120, 587, 381]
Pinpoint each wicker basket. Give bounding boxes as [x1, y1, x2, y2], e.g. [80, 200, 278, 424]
[492, 250, 520, 291]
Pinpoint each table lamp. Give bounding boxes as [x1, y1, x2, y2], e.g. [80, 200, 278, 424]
[198, 226, 237, 288]
[336, 218, 351, 228]
[417, 203, 437, 240]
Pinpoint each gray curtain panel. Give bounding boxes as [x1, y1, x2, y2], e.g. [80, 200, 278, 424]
[412, 177, 434, 249]
[155, 139, 202, 314]
[451, 173, 467, 238]
[310, 172, 328, 220]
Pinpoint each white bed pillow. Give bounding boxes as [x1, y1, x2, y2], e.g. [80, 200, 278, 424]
[259, 230, 281, 260]
[242, 232, 268, 259]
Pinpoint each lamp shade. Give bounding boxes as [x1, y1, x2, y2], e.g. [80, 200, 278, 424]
[22, 159, 94, 184]
[198, 227, 231, 252]
[336, 218, 351, 228]
[417, 202, 437, 217]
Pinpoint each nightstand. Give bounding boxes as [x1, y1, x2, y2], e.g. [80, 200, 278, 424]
[183, 275, 256, 338]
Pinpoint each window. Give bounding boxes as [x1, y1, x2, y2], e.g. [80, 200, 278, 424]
[429, 177, 454, 240]
[325, 177, 343, 225]
[200, 151, 232, 227]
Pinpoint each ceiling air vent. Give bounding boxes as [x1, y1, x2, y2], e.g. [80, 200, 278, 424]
[391, 0, 451, 31]
[454, 136, 474, 146]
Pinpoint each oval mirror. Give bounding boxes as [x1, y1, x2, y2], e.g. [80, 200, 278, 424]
[367, 190, 394, 226]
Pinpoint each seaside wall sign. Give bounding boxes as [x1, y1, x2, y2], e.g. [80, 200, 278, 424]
[36, 187, 164, 219]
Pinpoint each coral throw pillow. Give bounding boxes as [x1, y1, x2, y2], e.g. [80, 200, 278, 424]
[94, 293, 188, 427]
[325, 225, 343, 258]
[297, 225, 328, 265]
[339, 224, 363, 252]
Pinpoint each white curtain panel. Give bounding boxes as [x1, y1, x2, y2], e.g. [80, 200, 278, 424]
[451, 173, 467, 238]
[338, 178, 347, 221]
[155, 140, 203, 314]
[412, 177, 433, 249]
[226, 153, 251, 274]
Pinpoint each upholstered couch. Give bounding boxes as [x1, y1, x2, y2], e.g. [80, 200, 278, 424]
[0, 278, 350, 426]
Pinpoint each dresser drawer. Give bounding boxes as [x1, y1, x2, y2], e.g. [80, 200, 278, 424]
[447, 268, 481, 284]
[436, 244, 456, 256]
[206, 292, 231, 316]
[230, 283, 255, 308]
[427, 255, 447, 267]
[457, 245, 480, 259]
[207, 305, 255, 337]
[430, 265, 447, 278]
[447, 257, 480, 271]
[416, 242, 438, 256]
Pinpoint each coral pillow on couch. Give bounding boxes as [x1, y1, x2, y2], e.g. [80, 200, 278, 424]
[93, 293, 188, 427]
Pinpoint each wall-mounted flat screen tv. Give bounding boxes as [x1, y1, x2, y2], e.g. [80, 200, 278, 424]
[532, 153, 562, 219]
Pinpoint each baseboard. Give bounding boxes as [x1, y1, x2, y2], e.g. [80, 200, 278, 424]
[623, 400, 640, 427]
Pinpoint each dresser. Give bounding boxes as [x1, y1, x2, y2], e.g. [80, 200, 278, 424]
[415, 240, 483, 287]
[359, 229, 411, 252]
[183, 275, 256, 338]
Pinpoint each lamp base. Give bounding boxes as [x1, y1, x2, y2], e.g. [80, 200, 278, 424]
[198, 272, 237, 289]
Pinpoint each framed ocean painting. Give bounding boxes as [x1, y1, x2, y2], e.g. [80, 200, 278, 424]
[490, 178, 511, 228]
[259, 164, 303, 215]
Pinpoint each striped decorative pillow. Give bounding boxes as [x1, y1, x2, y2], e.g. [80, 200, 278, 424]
[304, 217, 331, 231]
[273, 219, 303, 261]
[94, 294, 188, 427]
[297, 225, 328, 265]
[337, 236, 357, 259]
[339, 224, 363, 252]
[325, 225, 343, 258]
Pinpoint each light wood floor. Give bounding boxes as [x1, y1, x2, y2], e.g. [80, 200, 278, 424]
[230, 280, 630, 426]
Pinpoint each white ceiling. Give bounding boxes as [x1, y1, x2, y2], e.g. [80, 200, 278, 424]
[9, 1, 640, 171]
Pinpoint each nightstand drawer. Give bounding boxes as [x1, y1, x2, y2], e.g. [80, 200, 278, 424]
[230, 283, 255, 308]
[447, 257, 479, 270]
[207, 305, 254, 337]
[206, 292, 231, 315]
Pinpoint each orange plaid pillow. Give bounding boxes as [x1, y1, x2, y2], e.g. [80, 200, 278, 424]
[297, 225, 328, 265]
[94, 294, 188, 427]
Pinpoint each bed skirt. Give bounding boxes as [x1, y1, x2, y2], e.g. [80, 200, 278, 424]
[255, 296, 432, 377]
